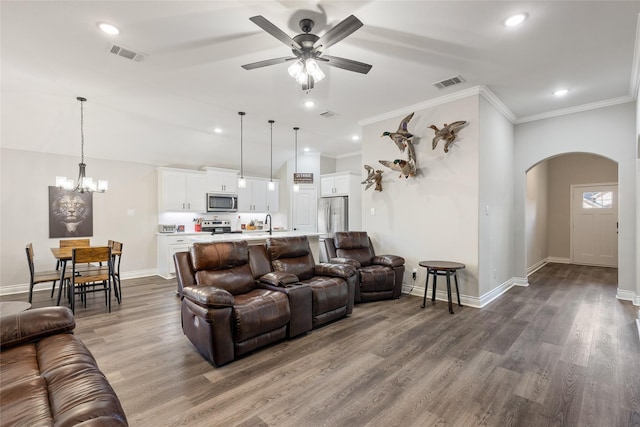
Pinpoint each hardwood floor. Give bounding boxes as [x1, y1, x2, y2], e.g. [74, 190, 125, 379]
[3, 263, 639, 426]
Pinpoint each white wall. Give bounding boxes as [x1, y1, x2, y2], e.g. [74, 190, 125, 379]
[362, 95, 481, 299]
[514, 102, 637, 299]
[1, 148, 158, 292]
[547, 153, 618, 259]
[336, 153, 362, 174]
[526, 160, 549, 270]
[478, 96, 516, 296]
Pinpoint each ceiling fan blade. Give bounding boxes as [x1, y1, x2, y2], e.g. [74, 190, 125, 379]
[249, 16, 302, 50]
[241, 56, 297, 70]
[322, 55, 372, 74]
[314, 15, 363, 52]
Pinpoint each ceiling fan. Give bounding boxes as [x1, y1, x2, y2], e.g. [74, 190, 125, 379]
[241, 14, 372, 91]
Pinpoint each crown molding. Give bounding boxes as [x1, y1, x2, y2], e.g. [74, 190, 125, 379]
[515, 95, 635, 124]
[358, 85, 516, 127]
[335, 150, 362, 159]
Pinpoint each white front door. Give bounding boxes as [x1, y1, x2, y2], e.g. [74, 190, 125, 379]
[292, 186, 317, 232]
[571, 184, 618, 267]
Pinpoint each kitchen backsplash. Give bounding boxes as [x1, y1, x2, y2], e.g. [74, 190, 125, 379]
[158, 212, 286, 232]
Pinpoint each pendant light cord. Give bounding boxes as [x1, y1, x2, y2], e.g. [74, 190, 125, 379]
[239, 112, 245, 179]
[294, 127, 299, 173]
[78, 97, 86, 164]
[269, 120, 274, 181]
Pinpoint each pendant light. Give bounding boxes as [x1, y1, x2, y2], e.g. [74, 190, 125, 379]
[56, 97, 108, 193]
[238, 111, 246, 188]
[268, 120, 275, 191]
[292, 126, 300, 192]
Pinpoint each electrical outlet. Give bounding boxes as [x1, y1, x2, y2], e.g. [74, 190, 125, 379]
[412, 267, 417, 280]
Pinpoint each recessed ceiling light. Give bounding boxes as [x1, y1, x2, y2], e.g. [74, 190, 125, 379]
[352, 135, 360, 141]
[553, 89, 569, 96]
[304, 100, 315, 108]
[214, 128, 222, 134]
[97, 22, 120, 35]
[303, 147, 310, 152]
[503, 13, 528, 27]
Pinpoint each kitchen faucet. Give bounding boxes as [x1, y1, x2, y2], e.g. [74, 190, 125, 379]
[265, 214, 272, 236]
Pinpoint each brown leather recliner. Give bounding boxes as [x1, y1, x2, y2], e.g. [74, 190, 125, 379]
[175, 241, 292, 366]
[325, 231, 405, 303]
[0, 307, 128, 426]
[266, 236, 357, 328]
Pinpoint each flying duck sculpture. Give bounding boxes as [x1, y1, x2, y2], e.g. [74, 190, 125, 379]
[429, 121, 467, 153]
[381, 112, 414, 152]
[379, 135, 417, 179]
[361, 164, 383, 191]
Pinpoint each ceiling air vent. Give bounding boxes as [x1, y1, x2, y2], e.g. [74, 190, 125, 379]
[106, 43, 145, 62]
[320, 110, 339, 118]
[432, 75, 465, 89]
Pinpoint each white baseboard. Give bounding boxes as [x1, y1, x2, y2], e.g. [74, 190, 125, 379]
[546, 256, 571, 264]
[0, 269, 160, 296]
[616, 289, 640, 306]
[402, 276, 525, 309]
[527, 259, 547, 276]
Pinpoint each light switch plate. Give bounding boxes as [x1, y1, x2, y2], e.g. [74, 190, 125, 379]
[127, 209, 136, 216]
[370, 207, 375, 216]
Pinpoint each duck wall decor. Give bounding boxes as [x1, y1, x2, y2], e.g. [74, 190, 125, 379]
[429, 121, 467, 153]
[361, 165, 383, 192]
[379, 112, 417, 179]
[381, 112, 414, 152]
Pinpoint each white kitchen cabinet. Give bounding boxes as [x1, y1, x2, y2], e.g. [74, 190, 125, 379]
[158, 168, 206, 212]
[321, 173, 351, 196]
[203, 167, 239, 193]
[266, 180, 279, 212]
[238, 178, 279, 212]
[157, 234, 192, 278]
[319, 172, 362, 231]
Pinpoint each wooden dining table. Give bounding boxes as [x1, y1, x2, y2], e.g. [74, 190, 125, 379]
[51, 246, 122, 307]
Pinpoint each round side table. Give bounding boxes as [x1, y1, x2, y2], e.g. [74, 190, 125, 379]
[419, 261, 465, 314]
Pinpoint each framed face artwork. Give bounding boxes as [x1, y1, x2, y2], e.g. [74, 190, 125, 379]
[48, 186, 93, 238]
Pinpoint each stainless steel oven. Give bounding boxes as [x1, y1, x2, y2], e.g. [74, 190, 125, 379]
[206, 193, 237, 212]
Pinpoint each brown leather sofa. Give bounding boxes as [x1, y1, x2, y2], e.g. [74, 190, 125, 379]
[175, 240, 311, 367]
[265, 236, 357, 327]
[324, 231, 405, 303]
[0, 306, 128, 426]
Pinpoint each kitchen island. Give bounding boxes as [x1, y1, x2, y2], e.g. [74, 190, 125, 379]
[157, 231, 321, 279]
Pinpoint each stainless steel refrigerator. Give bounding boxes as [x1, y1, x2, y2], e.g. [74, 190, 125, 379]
[318, 196, 349, 237]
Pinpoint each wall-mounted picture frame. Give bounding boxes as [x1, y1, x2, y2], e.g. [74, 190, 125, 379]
[48, 186, 93, 238]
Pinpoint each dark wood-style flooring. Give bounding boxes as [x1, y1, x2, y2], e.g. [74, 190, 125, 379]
[3, 263, 639, 426]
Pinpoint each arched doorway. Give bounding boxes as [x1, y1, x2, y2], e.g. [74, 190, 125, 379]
[525, 153, 618, 274]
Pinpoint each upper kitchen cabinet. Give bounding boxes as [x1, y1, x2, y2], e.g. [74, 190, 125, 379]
[320, 172, 358, 196]
[158, 167, 206, 212]
[238, 178, 279, 212]
[203, 167, 239, 193]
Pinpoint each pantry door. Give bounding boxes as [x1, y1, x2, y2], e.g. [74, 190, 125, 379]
[571, 184, 618, 267]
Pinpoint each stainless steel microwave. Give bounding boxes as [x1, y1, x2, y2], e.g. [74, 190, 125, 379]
[207, 193, 237, 212]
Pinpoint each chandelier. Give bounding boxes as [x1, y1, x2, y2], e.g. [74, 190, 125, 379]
[56, 97, 108, 193]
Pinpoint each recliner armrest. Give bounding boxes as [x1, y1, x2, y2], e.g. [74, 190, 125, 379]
[259, 271, 299, 287]
[372, 255, 405, 268]
[0, 306, 75, 350]
[182, 286, 234, 308]
[329, 257, 361, 269]
[314, 263, 356, 279]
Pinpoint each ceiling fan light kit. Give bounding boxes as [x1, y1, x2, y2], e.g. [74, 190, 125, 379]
[242, 14, 372, 92]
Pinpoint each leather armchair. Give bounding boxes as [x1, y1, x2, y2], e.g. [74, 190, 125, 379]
[175, 241, 291, 366]
[266, 236, 357, 328]
[325, 231, 405, 303]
